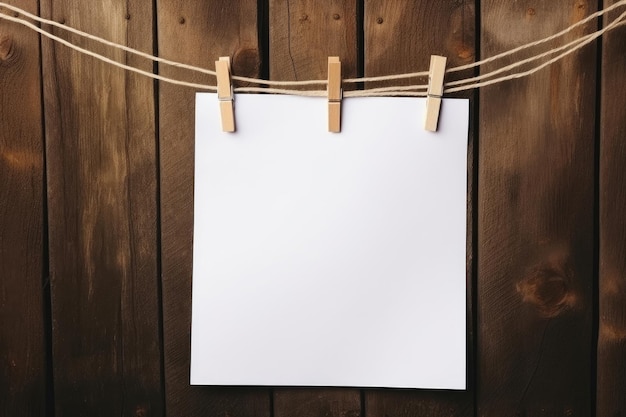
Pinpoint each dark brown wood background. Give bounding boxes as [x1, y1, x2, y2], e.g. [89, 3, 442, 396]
[1, 0, 624, 416]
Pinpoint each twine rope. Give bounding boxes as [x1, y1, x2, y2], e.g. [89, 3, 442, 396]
[1, 1, 625, 96]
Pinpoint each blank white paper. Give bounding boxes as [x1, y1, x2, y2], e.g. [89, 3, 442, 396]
[191, 93, 468, 390]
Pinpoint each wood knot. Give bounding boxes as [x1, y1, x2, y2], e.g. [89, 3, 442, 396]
[456, 47, 474, 60]
[134, 405, 147, 417]
[572, 2, 587, 23]
[232, 48, 261, 82]
[517, 261, 578, 318]
[0, 35, 14, 61]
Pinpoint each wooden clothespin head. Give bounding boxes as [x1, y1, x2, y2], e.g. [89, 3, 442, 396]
[327, 57, 342, 133]
[424, 55, 447, 132]
[216, 56, 235, 132]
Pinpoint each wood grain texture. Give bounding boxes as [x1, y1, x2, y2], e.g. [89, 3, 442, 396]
[157, 1, 270, 416]
[40, 0, 163, 415]
[364, 0, 475, 88]
[2, 1, 622, 415]
[365, 390, 474, 417]
[363, 2, 475, 416]
[0, 1, 47, 416]
[274, 389, 361, 417]
[269, 0, 359, 82]
[478, 1, 597, 415]
[597, 0, 626, 415]
[268, 1, 361, 415]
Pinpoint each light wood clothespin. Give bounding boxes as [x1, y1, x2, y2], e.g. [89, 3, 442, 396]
[327, 57, 342, 133]
[424, 55, 447, 132]
[216, 56, 235, 132]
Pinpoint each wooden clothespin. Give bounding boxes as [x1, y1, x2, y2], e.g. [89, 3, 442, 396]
[216, 56, 235, 132]
[327, 57, 342, 133]
[424, 55, 447, 132]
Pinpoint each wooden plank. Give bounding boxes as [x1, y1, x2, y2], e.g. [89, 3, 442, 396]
[0, 1, 47, 416]
[364, 1, 476, 88]
[269, 0, 358, 83]
[477, 1, 597, 415]
[40, 0, 163, 415]
[597, 0, 626, 415]
[157, 1, 270, 416]
[363, 1, 476, 415]
[268, 1, 361, 416]
[274, 389, 361, 417]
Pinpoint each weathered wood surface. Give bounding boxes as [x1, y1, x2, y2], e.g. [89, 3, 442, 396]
[2, 0, 625, 415]
[274, 389, 361, 417]
[597, 0, 626, 415]
[363, 1, 476, 415]
[364, 0, 476, 88]
[0, 1, 47, 416]
[269, 0, 359, 83]
[40, 0, 163, 414]
[268, 1, 362, 415]
[157, 1, 270, 416]
[478, 1, 597, 415]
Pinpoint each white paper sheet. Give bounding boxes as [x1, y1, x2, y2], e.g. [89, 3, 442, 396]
[191, 93, 468, 389]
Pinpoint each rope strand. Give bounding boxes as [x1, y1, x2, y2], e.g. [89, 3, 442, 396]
[1, 1, 624, 95]
[448, 9, 626, 89]
[0, 12, 218, 91]
[0, 1, 327, 87]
